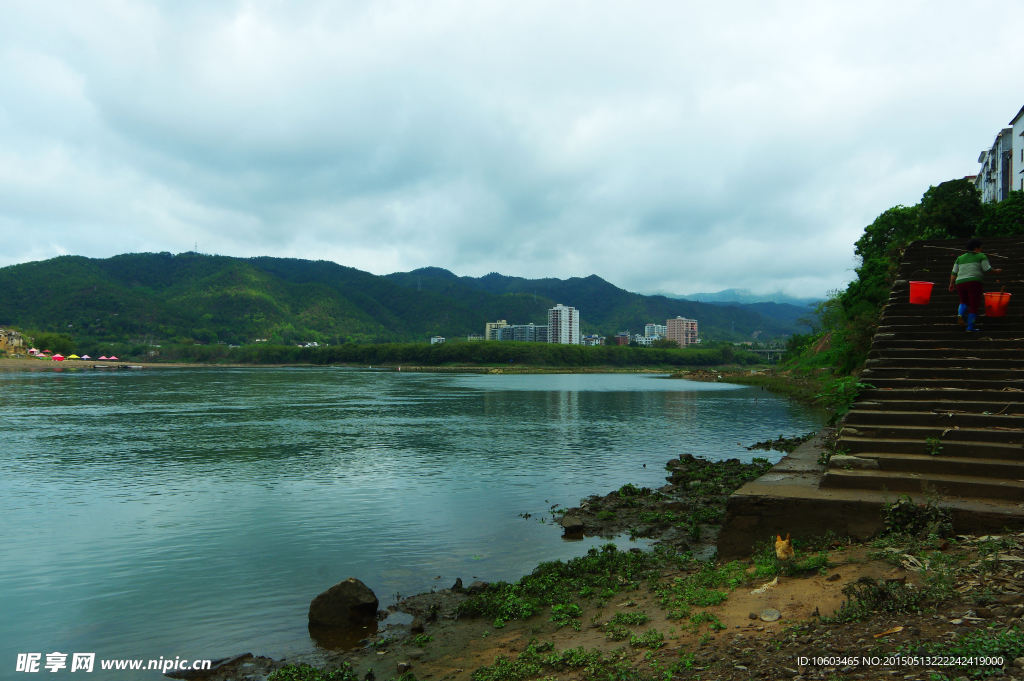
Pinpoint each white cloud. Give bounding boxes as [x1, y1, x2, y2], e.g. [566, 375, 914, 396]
[0, 0, 1021, 297]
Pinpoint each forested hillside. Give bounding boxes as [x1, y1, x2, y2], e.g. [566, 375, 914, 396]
[0, 252, 809, 349]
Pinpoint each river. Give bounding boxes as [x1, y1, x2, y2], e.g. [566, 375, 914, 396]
[0, 368, 826, 672]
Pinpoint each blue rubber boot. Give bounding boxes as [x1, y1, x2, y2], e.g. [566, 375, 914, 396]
[957, 303, 967, 327]
[967, 313, 978, 332]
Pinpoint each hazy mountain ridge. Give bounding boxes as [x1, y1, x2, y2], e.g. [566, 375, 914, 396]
[652, 287, 821, 307]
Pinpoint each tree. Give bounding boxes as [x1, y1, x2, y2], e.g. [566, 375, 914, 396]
[917, 179, 983, 240]
[32, 332, 77, 355]
[651, 338, 679, 349]
[979, 190, 1024, 236]
[854, 205, 920, 263]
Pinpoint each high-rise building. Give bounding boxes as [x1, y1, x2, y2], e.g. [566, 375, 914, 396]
[548, 304, 580, 344]
[644, 323, 667, 338]
[485, 320, 508, 341]
[666, 317, 698, 347]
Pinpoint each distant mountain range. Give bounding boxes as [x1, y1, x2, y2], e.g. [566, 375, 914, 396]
[652, 287, 821, 307]
[0, 254, 811, 346]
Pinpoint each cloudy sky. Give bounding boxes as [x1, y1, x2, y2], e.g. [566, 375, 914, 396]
[1, 1, 1021, 297]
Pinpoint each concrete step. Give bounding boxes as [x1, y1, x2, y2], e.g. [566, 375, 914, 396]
[849, 452, 1024, 480]
[860, 377, 1024, 390]
[819, 468, 1024, 501]
[845, 409, 1024, 429]
[882, 305, 1021, 318]
[871, 339, 1024, 351]
[851, 399, 1024, 414]
[877, 323, 1024, 333]
[839, 423, 1024, 445]
[868, 348, 1024, 359]
[874, 329, 1024, 340]
[862, 367, 1024, 381]
[866, 357, 1024, 369]
[838, 435, 1023, 459]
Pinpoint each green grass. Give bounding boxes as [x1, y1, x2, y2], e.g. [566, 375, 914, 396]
[472, 640, 657, 681]
[911, 626, 1024, 677]
[608, 611, 649, 626]
[269, 664, 359, 681]
[824, 577, 928, 623]
[456, 543, 669, 627]
[411, 634, 434, 647]
[629, 628, 665, 649]
[549, 604, 582, 631]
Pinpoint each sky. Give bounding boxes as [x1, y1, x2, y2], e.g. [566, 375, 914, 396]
[1, 1, 1022, 298]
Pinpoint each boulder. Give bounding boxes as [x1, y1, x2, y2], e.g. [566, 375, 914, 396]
[451, 578, 464, 592]
[467, 580, 489, 594]
[308, 577, 380, 627]
[397, 663, 413, 674]
[410, 618, 425, 633]
[560, 515, 585, 533]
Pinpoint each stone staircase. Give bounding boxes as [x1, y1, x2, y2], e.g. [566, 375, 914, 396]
[820, 236, 1024, 502]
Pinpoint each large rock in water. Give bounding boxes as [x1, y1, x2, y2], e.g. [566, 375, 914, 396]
[308, 578, 380, 627]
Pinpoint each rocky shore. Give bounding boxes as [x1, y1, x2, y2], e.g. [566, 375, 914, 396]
[173, 452, 1024, 681]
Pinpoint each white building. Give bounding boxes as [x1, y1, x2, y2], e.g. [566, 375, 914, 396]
[644, 323, 667, 338]
[548, 304, 580, 345]
[977, 128, 1014, 203]
[582, 335, 605, 346]
[666, 317, 698, 347]
[467, 334, 485, 342]
[430, 336, 445, 344]
[632, 334, 654, 346]
[1013, 105, 1024, 195]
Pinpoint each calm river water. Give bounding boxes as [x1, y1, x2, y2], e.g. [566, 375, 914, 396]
[0, 368, 825, 673]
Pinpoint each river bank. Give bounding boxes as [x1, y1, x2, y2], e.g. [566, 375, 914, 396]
[184, 454, 1024, 681]
[0, 356, 761, 375]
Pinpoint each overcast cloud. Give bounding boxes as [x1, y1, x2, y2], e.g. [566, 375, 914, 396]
[1, 1, 1021, 297]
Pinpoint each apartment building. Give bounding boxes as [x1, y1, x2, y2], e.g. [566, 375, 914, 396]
[666, 316, 698, 348]
[644, 323, 667, 338]
[1014, 105, 1024, 194]
[485, 320, 508, 341]
[548, 304, 580, 345]
[976, 128, 1014, 203]
[496, 323, 548, 343]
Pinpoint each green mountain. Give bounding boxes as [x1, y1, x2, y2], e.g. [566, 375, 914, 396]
[0, 253, 806, 347]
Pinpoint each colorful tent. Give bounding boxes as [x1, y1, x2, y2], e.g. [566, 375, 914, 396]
[80, 355, 91, 360]
[98, 356, 109, 360]
[68, 354, 80, 359]
[52, 354, 65, 361]
[108, 356, 119, 360]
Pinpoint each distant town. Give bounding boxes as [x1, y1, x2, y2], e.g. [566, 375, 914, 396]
[428, 303, 700, 348]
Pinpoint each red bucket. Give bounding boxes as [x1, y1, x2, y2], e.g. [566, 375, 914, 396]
[984, 291, 1011, 317]
[909, 281, 933, 305]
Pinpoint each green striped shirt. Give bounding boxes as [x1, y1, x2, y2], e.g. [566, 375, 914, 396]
[952, 252, 992, 284]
